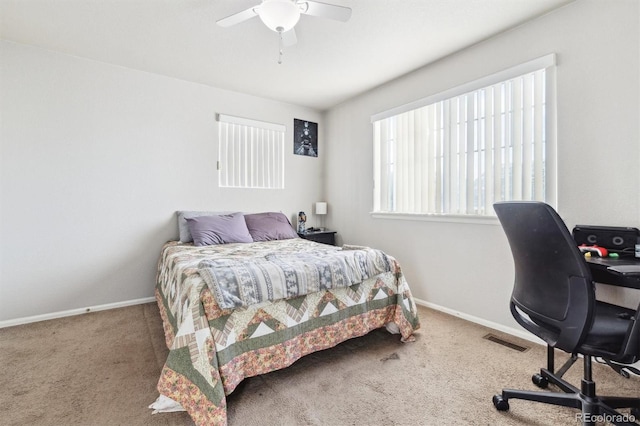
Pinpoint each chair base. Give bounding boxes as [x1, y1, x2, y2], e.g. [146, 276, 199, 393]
[492, 351, 640, 426]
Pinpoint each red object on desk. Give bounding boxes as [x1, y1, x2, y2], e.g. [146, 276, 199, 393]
[578, 244, 608, 257]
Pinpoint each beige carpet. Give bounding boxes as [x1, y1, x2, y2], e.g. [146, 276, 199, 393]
[1, 303, 638, 425]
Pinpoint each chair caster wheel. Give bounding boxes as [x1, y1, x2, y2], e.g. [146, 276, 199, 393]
[493, 394, 509, 411]
[532, 373, 548, 388]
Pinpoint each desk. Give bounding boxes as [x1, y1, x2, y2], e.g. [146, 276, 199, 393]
[586, 257, 640, 289]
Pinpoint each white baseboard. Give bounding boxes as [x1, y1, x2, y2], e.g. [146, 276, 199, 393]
[0, 296, 156, 329]
[413, 297, 545, 346]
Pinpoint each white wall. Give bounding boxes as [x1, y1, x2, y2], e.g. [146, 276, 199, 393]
[324, 0, 640, 329]
[0, 41, 323, 322]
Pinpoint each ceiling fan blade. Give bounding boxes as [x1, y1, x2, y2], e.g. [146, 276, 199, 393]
[281, 28, 298, 47]
[216, 5, 260, 28]
[299, 1, 352, 22]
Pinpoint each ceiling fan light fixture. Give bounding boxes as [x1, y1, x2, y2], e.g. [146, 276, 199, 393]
[259, 0, 301, 32]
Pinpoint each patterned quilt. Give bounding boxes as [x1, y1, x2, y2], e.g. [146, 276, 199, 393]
[154, 238, 420, 425]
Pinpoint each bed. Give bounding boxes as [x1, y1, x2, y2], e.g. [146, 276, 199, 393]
[151, 211, 420, 425]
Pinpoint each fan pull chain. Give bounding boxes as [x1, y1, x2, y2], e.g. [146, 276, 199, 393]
[277, 28, 284, 64]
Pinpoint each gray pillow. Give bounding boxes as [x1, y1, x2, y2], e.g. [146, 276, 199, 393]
[244, 212, 299, 242]
[176, 210, 232, 242]
[185, 213, 253, 246]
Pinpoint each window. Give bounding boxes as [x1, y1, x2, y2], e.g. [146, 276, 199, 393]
[217, 114, 285, 189]
[372, 54, 556, 218]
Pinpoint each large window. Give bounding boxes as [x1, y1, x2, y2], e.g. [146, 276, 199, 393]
[372, 55, 556, 218]
[217, 114, 285, 189]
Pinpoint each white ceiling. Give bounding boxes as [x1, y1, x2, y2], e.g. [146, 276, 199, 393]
[1, 0, 574, 111]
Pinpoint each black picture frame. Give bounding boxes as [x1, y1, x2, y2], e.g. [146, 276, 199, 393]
[293, 119, 318, 157]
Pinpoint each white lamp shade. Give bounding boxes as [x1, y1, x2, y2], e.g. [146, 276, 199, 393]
[259, 0, 301, 32]
[315, 202, 327, 215]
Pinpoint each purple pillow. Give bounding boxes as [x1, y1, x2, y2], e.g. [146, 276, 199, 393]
[244, 212, 299, 242]
[185, 213, 253, 246]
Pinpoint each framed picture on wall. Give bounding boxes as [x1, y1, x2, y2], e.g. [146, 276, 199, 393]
[293, 119, 318, 157]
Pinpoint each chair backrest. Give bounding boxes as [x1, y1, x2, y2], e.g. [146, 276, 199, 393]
[494, 201, 595, 352]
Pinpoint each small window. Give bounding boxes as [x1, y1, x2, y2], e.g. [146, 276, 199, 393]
[371, 54, 557, 218]
[217, 114, 285, 189]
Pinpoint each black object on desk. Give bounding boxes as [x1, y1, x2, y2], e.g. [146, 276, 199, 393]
[572, 224, 640, 289]
[573, 225, 639, 255]
[298, 230, 336, 246]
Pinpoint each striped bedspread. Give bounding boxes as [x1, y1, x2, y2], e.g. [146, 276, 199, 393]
[198, 246, 392, 309]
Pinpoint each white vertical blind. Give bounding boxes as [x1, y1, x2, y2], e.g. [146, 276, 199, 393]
[372, 55, 555, 216]
[217, 114, 285, 189]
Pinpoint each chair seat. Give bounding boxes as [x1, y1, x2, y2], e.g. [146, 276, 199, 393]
[580, 301, 635, 356]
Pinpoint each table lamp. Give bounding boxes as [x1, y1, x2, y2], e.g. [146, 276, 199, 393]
[315, 202, 327, 231]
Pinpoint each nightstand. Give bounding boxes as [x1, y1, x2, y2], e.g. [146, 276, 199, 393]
[298, 230, 337, 246]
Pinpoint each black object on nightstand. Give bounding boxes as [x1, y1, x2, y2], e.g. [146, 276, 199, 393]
[298, 230, 337, 246]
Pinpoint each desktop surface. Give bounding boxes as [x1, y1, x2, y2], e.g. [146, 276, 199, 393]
[585, 256, 640, 289]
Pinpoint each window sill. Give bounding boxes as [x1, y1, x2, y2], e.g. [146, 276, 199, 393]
[370, 212, 501, 225]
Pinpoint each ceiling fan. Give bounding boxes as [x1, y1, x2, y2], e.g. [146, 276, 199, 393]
[217, 0, 352, 62]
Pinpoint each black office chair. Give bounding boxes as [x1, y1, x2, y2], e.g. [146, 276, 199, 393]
[492, 201, 640, 425]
